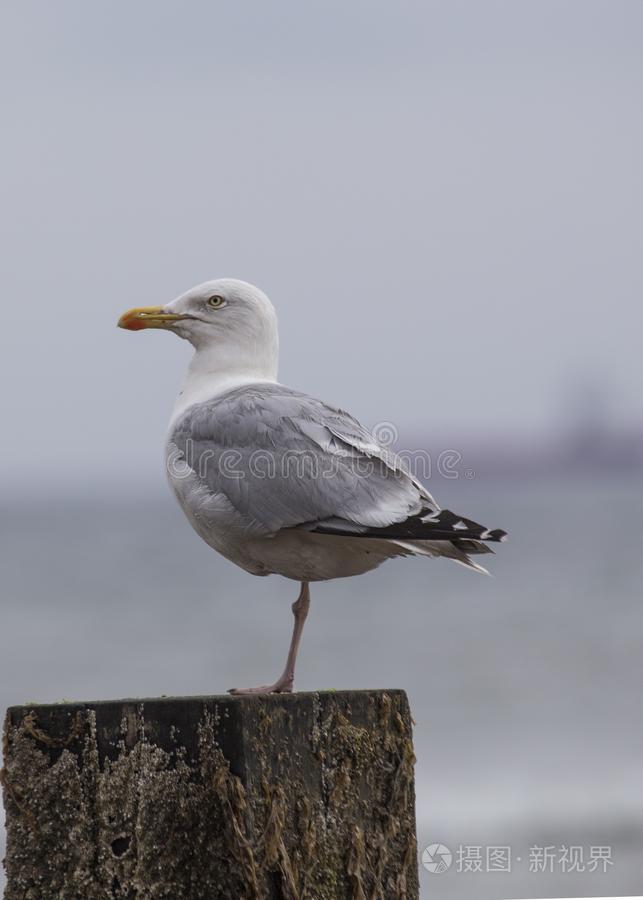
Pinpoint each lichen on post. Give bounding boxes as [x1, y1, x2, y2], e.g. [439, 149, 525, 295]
[2, 690, 419, 899]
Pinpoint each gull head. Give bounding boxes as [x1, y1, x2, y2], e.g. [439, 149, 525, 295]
[118, 278, 279, 378]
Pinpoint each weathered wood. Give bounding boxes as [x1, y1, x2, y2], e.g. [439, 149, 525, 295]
[2, 690, 418, 899]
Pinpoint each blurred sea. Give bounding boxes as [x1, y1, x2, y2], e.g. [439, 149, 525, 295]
[2, 475, 642, 898]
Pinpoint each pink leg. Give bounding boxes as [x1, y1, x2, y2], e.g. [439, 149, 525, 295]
[229, 582, 311, 695]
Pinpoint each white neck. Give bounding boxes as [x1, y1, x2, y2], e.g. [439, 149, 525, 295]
[169, 344, 278, 428]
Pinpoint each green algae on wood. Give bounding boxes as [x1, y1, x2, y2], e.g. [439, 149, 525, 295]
[2, 690, 419, 899]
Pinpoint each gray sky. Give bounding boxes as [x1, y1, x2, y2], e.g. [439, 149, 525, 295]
[1, 0, 642, 493]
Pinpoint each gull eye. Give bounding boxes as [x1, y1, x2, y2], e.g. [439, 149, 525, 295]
[206, 295, 226, 309]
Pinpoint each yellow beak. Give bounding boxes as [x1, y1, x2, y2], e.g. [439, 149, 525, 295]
[117, 306, 187, 331]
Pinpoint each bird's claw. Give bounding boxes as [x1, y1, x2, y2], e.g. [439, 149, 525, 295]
[228, 679, 294, 696]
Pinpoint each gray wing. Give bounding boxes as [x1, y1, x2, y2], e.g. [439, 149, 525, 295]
[168, 383, 438, 537]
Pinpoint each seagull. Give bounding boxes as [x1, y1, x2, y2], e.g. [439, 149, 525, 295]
[118, 279, 506, 694]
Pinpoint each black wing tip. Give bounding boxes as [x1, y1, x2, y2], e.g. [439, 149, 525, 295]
[312, 509, 508, 543]
[410, 509, 508, 543]
[480, 528, 508, 543]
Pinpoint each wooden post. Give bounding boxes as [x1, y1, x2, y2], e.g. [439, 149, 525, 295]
[2, 690, 418, 899]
